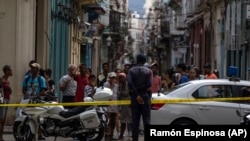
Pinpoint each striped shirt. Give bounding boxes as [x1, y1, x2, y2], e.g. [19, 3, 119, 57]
[84, 85, 96, 98]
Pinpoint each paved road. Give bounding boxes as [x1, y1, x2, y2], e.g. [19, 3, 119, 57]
[3, 134, 72, 141]
[3, 133, 144, 141]
[3, 127, 144, 141]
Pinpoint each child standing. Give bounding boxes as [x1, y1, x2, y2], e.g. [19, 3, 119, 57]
[84, 74, 97, 98]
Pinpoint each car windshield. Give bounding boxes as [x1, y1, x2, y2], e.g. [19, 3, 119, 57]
[163, 82, 191, 95]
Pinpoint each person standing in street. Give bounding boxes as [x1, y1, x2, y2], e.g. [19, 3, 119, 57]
[24, 60, 37, 76]
[22, 63, 47, 140]
[84, 74, 97, 98]
[104, 72, 119, 140]
[22, 63, 47, 99]
[0, 65, 13, 141]
[44, 68, 56, 101]
[127, 54, 153, 141]
[188, 67, 200, 81]
[97, 62, 110, 87]
[161, 69, 175, 92]
[74, 63, 89, 102]
[176, 63, 189, 85]
[123, 63, 131, 75]
[203, 63, 218, 79]
[150, 63, 161, 93]
[59, 64, 77, 109]
[117, 72, 132, 140]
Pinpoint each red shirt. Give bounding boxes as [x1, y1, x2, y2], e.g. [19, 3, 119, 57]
[1, 77, 11, 100]
[151, 75, 161, 93]
[205, 73, 218, 79]
[74, 74, 89, 102]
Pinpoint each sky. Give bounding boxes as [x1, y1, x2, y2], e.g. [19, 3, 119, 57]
[128, 0, 145, 16]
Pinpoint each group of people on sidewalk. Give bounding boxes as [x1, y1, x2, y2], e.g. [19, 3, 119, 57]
[0, 60, 56, 141]
[0, 54, 221, 141]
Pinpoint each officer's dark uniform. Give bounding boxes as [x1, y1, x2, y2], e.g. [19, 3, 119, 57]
[127, 54, 153, 141]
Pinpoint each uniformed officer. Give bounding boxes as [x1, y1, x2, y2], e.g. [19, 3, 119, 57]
[127, 54, 153, 141]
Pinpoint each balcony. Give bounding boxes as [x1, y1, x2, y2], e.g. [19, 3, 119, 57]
[168, 0, 181, 11]
[109, 11, 121, 33]
[79, 0, 106, 15]
[161, 21, 170, 38]
[186, 0, 203, 17]
[79, 0, 101, 6]
[176, 15, 187, 30]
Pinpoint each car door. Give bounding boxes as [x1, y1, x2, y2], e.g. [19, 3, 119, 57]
[190, 84, 241, 124]
[235, 85, 250, 119]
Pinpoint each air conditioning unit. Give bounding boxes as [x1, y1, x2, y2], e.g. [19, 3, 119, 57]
[80, 37, 88, 44]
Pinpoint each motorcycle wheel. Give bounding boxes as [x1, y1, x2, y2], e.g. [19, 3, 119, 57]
[78, 123, 105, 141]
[13, 121, 34, 141]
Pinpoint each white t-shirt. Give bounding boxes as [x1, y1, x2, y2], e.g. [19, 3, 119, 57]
[103, 81, 118, 113]
[59, 75, 77, 96]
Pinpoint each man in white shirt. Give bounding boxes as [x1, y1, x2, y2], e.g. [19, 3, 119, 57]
[59, 64, 77, 109]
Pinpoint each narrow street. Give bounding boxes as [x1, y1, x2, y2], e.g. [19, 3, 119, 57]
[3, 126, 144, 141]
[3, 133, 144, 141]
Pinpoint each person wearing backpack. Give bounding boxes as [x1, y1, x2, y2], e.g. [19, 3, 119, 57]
[21, 63, 47, 140]
[24, 60, 37, 76]
[22, 63, 47, 99]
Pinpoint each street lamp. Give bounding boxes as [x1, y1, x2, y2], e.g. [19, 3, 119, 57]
[106, 36, 112, 46]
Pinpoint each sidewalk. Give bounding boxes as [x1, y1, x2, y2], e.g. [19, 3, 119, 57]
[4, 126, 12, 134]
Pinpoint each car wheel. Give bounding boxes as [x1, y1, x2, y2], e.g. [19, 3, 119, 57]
[172, 119, 197, 125]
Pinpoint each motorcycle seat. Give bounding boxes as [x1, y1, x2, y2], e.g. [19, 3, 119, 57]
[59, 106, 87, 118]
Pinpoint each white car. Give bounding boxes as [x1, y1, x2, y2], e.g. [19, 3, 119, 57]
[150, 79, 250, 125]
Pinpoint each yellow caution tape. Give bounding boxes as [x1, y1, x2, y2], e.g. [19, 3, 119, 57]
[1, 97, 250, 107]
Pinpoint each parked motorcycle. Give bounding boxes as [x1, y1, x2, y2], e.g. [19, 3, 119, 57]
[236, 110, 250, 125]
[13, 86, 112, 141]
